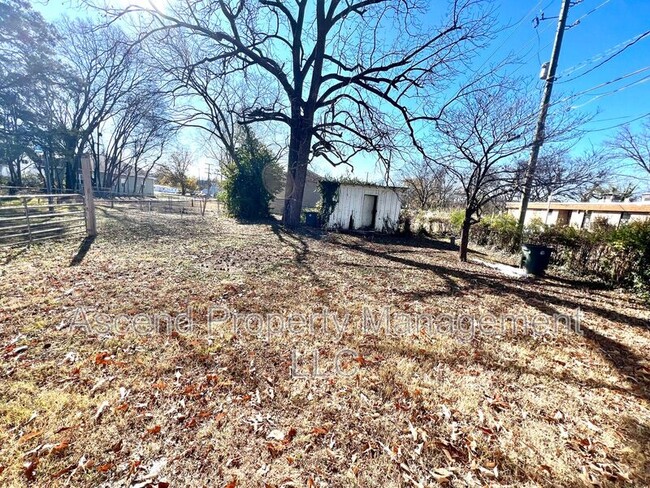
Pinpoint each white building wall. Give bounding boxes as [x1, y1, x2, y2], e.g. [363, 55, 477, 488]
[591, 211, 622, 227]
[569, 210, 586, 228]
[327, 185, 403, 232]
[628, 213, 650, 223]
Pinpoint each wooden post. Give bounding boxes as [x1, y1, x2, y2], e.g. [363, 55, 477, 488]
[81, 156, 97, 237]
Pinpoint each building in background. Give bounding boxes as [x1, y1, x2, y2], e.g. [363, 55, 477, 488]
[270, 169, 323, 215]
[80, 154, 156, 197]
[507, 193, 650, 229]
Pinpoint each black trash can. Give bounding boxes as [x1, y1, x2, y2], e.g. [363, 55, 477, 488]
[521, 244, 552, 276]
[304, 211, 320, 227]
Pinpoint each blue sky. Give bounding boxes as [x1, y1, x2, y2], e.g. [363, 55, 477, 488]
[32, 0, 650, 185]
[488, 0, 650, 150]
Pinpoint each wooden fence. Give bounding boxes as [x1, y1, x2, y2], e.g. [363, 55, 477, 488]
[0, 194, 87, 248]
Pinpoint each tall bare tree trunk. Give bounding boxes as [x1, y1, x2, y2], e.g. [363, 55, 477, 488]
[283, 117, 313, 227]
[459, 208, 473, 262]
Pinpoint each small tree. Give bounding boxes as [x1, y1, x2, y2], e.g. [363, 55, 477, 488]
[432, 80, 537, 261]
[400, 158, 460, 210]
[158, 150, 196, 195]
[223, 128, 283, 220]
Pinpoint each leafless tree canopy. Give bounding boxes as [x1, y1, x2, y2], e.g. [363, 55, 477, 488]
[609, 122, 650, 176]
[400, 159, 460, 210]
[102, 0, 492, 224]
[512, 147, 614, 202]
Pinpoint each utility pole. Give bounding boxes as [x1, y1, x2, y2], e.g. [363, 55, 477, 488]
[517, 0, 572, 237]
[205, 163, 216, 197]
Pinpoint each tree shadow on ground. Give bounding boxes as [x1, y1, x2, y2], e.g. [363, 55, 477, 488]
[331, 237, 649, 331]
[270, 223, 326, 287]
[70, 235, 96, 266]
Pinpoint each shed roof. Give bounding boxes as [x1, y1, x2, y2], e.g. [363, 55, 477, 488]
[338, 182, 408, 191]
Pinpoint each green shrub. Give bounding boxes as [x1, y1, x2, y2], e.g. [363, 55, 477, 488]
[469, 213, 520, 252]
[449, 209, 465, 234]
[222, 128, 283, 220]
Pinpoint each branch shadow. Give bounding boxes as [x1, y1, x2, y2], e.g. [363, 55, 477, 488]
[332, 237, 649, 330]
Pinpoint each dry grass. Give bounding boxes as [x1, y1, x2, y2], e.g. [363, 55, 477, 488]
[1, 205, 649, 487]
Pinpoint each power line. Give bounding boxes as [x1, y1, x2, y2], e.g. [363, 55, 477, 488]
[583, 111, 650, 133]
[559, 29, 650, 83]
[471, 0, 546, 75]
[566, 0, 612, 29]
[566, 65, 650, 99]
[571, 73, 650, 109]
[547, 65, 650, 110]
[558, 33, 648, 79]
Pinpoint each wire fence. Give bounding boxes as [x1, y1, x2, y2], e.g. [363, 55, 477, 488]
[95, 195, 216, 216]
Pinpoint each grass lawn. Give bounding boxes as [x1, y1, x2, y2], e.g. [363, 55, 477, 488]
[1, 205, 649, 487]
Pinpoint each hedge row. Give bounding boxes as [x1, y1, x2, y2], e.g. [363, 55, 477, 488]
[470, 213, 650, 294]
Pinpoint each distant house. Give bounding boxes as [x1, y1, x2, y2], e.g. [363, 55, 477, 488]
[80, 154, 156, 197]
[326, 183, 406, 232]
[506, 194, 650, 229]
[270, 169, 322, 215]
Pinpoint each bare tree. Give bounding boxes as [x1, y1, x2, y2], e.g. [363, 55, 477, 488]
[400, 159, 459, 210]
[512, 147, 614, 202]
[609, 122, 650, 177]
[101, 0, 491, 226]
[431, 79, 540, 261]
[90, 83, 175, 195]
[55, 18, 145, 190]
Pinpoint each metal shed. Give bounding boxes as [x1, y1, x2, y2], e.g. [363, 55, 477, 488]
[326, 183, 405, 232]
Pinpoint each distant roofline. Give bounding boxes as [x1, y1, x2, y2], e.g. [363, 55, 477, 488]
[506, 201, 650, 213]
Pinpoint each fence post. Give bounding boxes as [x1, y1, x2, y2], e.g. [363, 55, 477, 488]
[81, 156, 97, 237]
[23, 198, 32, 246]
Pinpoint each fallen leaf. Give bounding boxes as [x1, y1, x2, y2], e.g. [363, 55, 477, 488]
[52, 463, 75, 478]
[267, 429, 285, 441]
[23, 459, 38, 481]
[431, 468, 453, 483]
[311, 427, 327, 435]
[95, 352, 112, 365]
[109, 439, 122, 453]
[18, 430, 44, 444]
[97, 462, 114, 472]
[267, 441, 285, 457]
[285, 427, 297, 443]
[52, 440, 70, 454]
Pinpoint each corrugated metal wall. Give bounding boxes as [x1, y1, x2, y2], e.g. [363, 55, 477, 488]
[327, 184, 403, 232]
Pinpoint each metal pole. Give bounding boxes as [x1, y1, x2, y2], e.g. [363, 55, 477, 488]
[517, 0, 571, 236]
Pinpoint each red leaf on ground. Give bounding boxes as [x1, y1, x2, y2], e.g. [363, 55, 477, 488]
[97, 462, 114, 472]
[23, 459, 38, 481]
[51, 463, 75, 478]
[285, 427, 297, 443]
[18, 430, 44, 444]
[95, 352, 112, 365]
